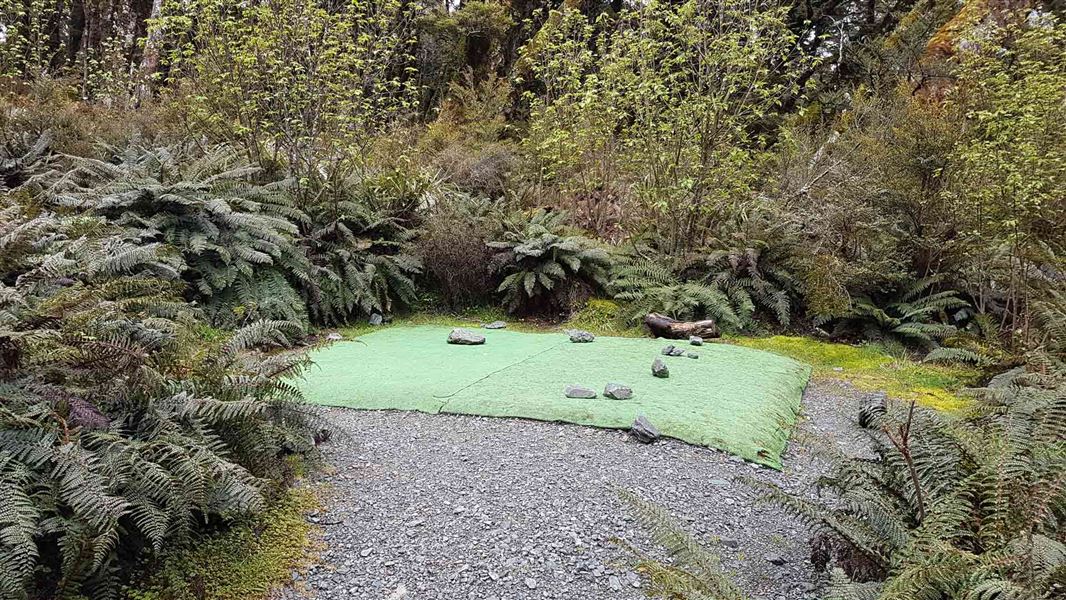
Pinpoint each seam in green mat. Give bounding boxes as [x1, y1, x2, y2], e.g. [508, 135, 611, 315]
[431, 339, 568, 411]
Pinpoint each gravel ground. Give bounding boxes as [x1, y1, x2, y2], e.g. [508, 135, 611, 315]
[281, 379, 874, 600]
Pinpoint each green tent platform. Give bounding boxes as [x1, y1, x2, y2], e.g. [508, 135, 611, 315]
[297, 326, 811, 468]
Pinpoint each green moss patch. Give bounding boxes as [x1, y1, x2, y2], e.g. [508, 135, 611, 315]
[126, 488, 319, 600]
[729, 335, 979, 411]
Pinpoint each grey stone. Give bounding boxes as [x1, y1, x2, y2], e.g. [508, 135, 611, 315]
[661, 345, 684, 356]
[326, 332, 344, 341]
[719, 537, 741, 549]
[630, 414, 660, 443]
[564, 385, 597, 399]
[689, 336, 704, 346]
[652, 358, 669, 378]
[567, 329, 595, 343]
[603, 383, 633, 400]
[368, 313, 384, 326]
[687, 352, 699, 359]
[765, 553, 786, 565]
[447, 328, 486, 345]
[482, 321, 507, 329]
[524, 577, 537, 589]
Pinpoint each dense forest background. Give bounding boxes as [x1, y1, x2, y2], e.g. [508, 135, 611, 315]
[2, 0, 1063, 356]
[1, 0, 1064, 598]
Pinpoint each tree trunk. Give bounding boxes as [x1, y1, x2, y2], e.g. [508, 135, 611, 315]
[643, 313, 720, 339]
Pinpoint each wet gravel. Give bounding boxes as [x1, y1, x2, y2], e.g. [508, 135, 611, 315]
[281, 379, 873, 600]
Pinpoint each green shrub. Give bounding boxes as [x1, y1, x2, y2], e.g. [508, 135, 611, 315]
[487, 209, 611, 315]
[818, 277, 969, 350]
[50, 143, 312, 328]
[300, 169, 422, 325]
[762, 365, 1066, 599]
[0, 175, 318, 598]
[416, 195, 505, 309]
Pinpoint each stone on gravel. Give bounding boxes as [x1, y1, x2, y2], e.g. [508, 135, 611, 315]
[447, 328, 486, 345]
[689, 336, 704, 346]
[765, 553, 786, 565]
[568, 329, 596, 343]
[482, 321, 507, 329]
[524, 577, 537, 589]
[368, 313, 384, 326]
[565, 385, 597, 399]
[603, 383, 633, 400]
[630, 414, 660, 443]
[652, 358, 669, 378]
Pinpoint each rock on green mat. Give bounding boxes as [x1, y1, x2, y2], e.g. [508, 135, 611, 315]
[297, 326, 811, 468]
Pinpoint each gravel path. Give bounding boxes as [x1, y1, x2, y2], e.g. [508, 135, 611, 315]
[282, 379, 873, 600]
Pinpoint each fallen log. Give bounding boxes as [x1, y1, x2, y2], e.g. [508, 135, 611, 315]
[643, 313, 720, 339]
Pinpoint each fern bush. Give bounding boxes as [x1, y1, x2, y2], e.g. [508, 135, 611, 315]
[761, 365, 1066, 599]
[611, 210, 801, 331]
[818, 276, 969, 350]
[487, 209, 611, 315]
[0, 174, 319, 597]
[47, 143, 312, 328]
[299, 170, 422, 325]
[612, 257, 743, 330]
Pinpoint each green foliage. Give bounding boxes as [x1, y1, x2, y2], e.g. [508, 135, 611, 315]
[300, 169, 423, 325]
[0, 158, 319, 598]
[819, 277, 969, 350]
[488, 209, 611, 315]
[127, 487, 318, 600]
[619, 490, 745, 600]
[612, 211, 801, 331]
[416, 194, 505, 309]
[612, 258, 742, 330]
[49, 143, 312, 328]
[157, 0, 419, 173]
[522, 0, 806, 254]
[948, 19, 1066, 344]
[761, 366, 1066, 599]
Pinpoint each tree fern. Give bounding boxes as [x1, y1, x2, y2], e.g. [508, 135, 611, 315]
[488, 209, 612, 314]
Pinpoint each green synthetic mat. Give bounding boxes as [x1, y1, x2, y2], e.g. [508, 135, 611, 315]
[298, 326, 811, 468]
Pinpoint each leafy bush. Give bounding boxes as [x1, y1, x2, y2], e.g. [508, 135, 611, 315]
[50, 143, 312, 328]
[487, 209, 611, 315]
[416, 195, 505, 309]
[612, 257, 743, 330]
[762, 366, 1066, 599]
[0, 175, 318, 598]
